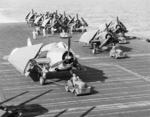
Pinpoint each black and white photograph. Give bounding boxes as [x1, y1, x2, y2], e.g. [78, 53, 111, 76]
[0, 0, 150, 116]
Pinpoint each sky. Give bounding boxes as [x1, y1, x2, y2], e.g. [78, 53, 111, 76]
[0, 0, 150, 23]
[0, 0, 150, 37]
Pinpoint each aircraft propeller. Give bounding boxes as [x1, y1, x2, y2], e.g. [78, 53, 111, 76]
[50, 36, 74, 70]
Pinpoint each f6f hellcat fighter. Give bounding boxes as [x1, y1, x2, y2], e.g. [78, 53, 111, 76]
[107, 17, 128, 44]
[7, 37, 82, 85]
[79, 23, 119, 54]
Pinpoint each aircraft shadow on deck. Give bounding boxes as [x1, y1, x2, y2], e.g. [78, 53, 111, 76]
[119, 45, 132, 52]
[21, 104, 48, 117]
[29, 65, 108, 83]
[1, 104, 48, 117]
[126, 36, 142, 40]
[81, 45, 132, 56]
[0, 90, 51, 117]
[74, 65, 108, 83]
[29, 70, 72, 82]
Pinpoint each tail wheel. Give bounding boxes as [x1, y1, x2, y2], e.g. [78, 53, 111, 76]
[92, 43, 96, 54]
[92, 49, 96, 54]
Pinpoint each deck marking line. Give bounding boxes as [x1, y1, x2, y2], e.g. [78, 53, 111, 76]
[43, 100, 150, 114]
[79, 53, 150, 60]
[115, 64, 150, 82]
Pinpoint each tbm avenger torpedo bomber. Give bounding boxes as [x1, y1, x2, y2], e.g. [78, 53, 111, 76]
[7, 37, 82, 85]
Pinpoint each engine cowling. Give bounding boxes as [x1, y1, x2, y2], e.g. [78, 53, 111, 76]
[62, 51, 74, 64]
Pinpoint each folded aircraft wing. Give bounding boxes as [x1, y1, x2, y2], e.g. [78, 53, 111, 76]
[79, 30, 97, 44]
[8, 44, 43, 74]
[34, 16, 42, 24]
[28, 13, 34, 21]
[25, 12, 31, 20]
[42, 18, 50, 27]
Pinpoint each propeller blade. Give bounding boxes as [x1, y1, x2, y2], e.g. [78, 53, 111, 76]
[105, 23, 108, 31]
[76, 14, 79, 20]
[105, 21, 112, 31]
[59, 15, 63, 21]
[68, 36, 71, 52]
[51, 52, 73, 69]
[66, 36, 71, 60]
[69, 15, 73, 19]
[55, 10, 58, 15]
[117, 16, 119, 23]
[67, 17, 75, 25]
[90, 29, 100, 43]
[99, 33, 112, 49]
[31, 9, 34, 14]
[25, 12, 31, 19]
[64, 11, 66, 17]
[99, 38, 109, 49]
[81, 17, 88, 26]
[107, 21, 112, 28]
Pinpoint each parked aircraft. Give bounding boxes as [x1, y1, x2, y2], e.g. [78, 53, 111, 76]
[7, 37, 82, 85]
[79, 23, 119, 54]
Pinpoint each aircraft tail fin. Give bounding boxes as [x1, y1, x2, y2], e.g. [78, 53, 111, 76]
[27, 37, 32, 46]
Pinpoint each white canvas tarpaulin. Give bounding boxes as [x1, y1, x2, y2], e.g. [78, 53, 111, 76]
[8, 44, 43, 74]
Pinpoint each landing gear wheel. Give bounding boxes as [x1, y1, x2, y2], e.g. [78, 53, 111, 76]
[24, 71, 30, 77]
[109, 54, 113, 58]
[115, 55, 119, 59]
[8, 111, 23, 117]
[90, 43, 94, 49]
[40, 77, 45, 85]
[74, 90, 78, 96]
